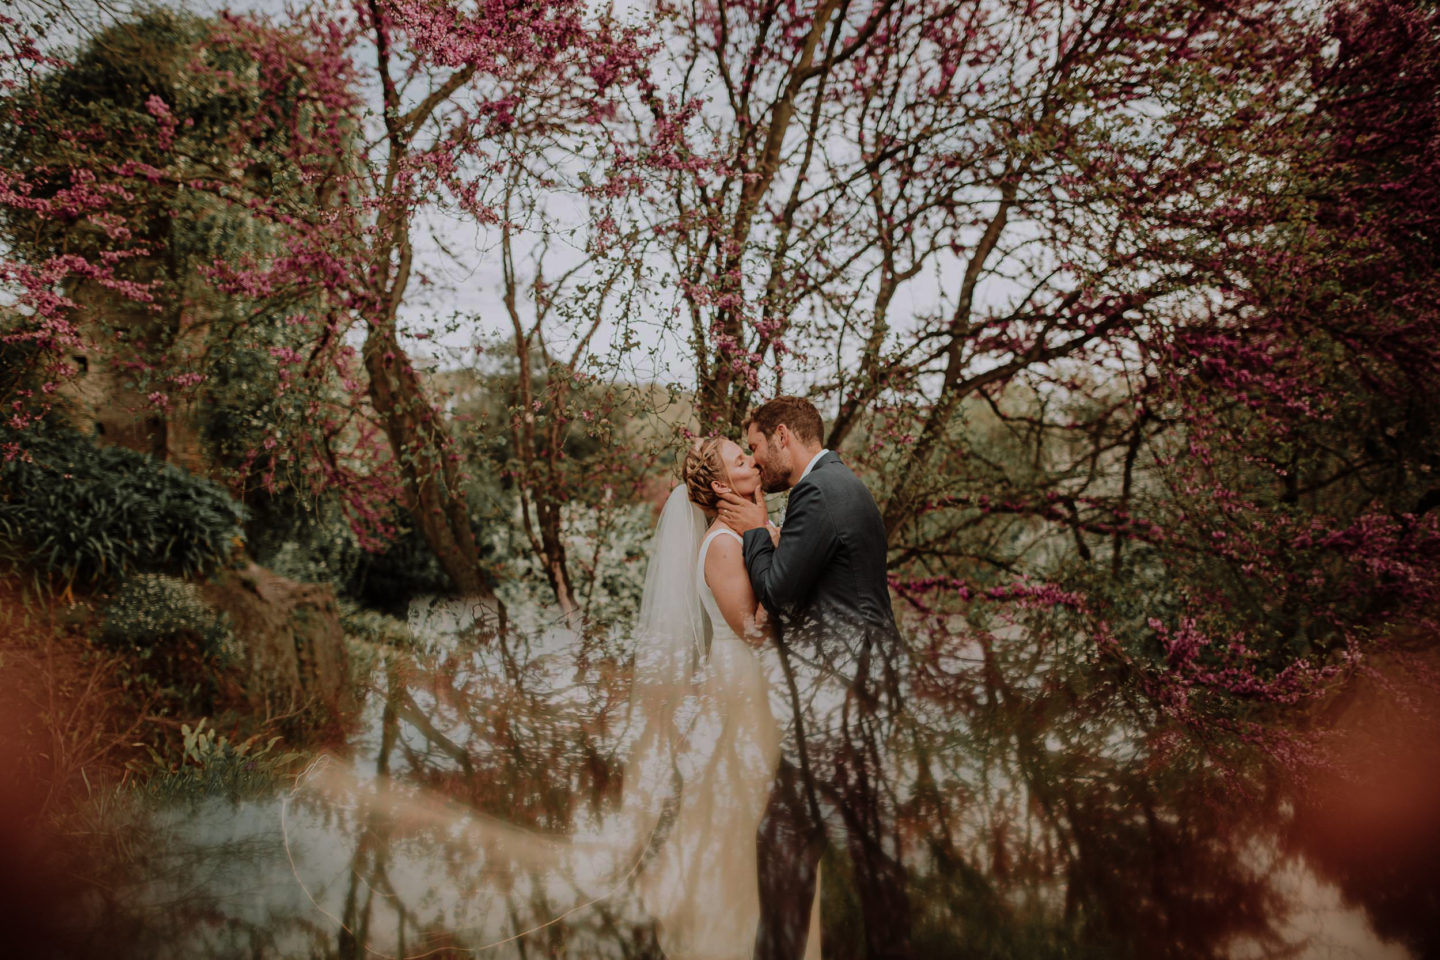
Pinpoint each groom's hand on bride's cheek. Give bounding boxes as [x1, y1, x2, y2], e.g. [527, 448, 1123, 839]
[714, 484, 769, 531]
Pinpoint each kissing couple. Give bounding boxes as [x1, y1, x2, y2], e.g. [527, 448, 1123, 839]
[637, 396, 910, 960]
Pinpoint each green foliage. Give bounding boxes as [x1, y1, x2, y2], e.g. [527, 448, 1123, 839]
[0, 321, 56, 422]
[243, 489, 364, 587]
[338, 600, 414, 687]
[129, 717, 303, 801]
[0, 426, 245, 592]
[338, 600, 414, 650]
[100, 573, 234, 661]
[478, 499, 652, 634]
[0, 7, 364, 515]
[244, 484, 482, 616]
[100, 573, 236, 716]
[0, 8, 324, 265]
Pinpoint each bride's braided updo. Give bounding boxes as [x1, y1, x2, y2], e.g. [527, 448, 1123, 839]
[681, 436, 728, 513]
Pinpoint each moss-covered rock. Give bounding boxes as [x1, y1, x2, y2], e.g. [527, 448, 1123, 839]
[199, 562, 354, 735]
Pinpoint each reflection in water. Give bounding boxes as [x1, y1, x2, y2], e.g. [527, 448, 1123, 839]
[88, 600, 669, 959]
[290, 603, 672, 959]
[59, 597, 1428, 960]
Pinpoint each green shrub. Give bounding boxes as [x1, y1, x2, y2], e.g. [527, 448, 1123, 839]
[0, 426, 245, 591]
[337, 600, 413, 686]
[99, 573, 237, 715]
[338, 599, 414, 649]
[100, 574, 233, 659]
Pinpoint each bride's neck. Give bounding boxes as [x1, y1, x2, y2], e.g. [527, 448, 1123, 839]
[708, 517, 742, 537]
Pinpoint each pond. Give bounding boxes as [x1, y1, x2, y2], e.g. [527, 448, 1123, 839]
[31, 596, 1436, 960]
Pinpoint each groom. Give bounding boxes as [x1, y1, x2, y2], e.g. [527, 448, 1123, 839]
[716, 397, 910, 960]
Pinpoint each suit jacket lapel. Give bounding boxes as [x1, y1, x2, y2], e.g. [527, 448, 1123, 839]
[800, 451, 841, 485]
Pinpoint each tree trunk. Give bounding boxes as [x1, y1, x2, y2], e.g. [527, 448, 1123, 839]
[364, 323, 506, 633]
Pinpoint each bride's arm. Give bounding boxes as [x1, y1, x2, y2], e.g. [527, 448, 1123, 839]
[704, 534, 773, 647]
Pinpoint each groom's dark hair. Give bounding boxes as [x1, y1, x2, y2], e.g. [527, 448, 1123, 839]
[744, 396, 824, 446]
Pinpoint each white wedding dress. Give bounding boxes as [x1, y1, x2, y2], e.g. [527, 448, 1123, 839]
[635, 525, 781, 958]
[633, 502, 821, 960]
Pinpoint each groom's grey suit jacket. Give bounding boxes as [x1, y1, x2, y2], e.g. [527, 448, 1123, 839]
[741, 452, 899, 679]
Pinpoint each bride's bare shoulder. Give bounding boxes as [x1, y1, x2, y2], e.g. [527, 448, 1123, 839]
[703, 527, 745, 574]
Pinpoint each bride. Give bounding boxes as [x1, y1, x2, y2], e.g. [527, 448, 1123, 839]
[630, 435, 796, 959]
[621, 433, 833, 959]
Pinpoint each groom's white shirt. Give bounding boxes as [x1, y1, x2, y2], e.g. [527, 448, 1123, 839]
[799, 448, 829, 484]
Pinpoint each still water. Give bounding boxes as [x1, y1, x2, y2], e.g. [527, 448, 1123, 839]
[41, 597, 1436, 960]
